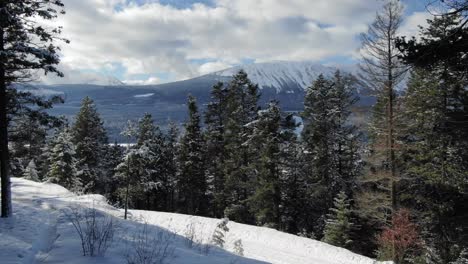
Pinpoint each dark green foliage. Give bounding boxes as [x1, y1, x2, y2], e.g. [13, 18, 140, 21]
[223, 70, 259, 223]
[71, 96, 109, 193]
[302, 72, 361, 236]
[0, 0, 68, 217]
[204, 82, 228, 217]
[399, 68, 468, 263]
[247, 101, 282, 228]
[322, 191, 354, 249]
[46, 127, 81, 191]
[177, 96, 207, 215]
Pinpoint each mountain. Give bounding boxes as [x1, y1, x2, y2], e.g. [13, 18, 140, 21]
[212, 61, 338, 92]
[29, 61, 374, 141]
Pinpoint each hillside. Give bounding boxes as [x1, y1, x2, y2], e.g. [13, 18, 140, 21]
[0, 178, 387, 264]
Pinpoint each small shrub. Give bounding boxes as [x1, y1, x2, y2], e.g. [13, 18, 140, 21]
[212, 218, 230, 248]
[234, 239, 244, 256]
[64, 206, 116, 257]
[125, 223, 175, 264]
[183, 219, 211, 255]
[377, 208, 421, 263]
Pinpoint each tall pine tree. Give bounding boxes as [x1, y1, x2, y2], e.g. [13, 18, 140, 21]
[72, 96, 109, 193]
[177, 96, 207, 215]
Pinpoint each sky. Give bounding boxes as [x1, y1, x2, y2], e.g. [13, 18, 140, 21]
[40, 0, 433, 85]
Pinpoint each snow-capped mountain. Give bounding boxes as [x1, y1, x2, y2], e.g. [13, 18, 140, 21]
[82, 74, 125, 86]
[212, 61, 339, 92]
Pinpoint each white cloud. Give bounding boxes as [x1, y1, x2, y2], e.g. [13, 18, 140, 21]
[38, 0, 428, 84]
[124, 77, 160, 85]
[198, 61, 232, 75]
[399, 11, 431, 39]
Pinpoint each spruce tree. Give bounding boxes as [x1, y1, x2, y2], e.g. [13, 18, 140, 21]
[135, 113, 165, 210]
[399, 68, 468, 262]
[223, 70, 259, 223]
[72, 96, 109, 193]
[22, 159, 39, 182]
[46, 128, 81, 191]
[247, 101, 282, 228]
[0, 0, 68, 217]
[322, 191, 354, 249]
[177, 96, 207, 215]
[204, 82, 228, 217]
[397, 13, 468, 262]
[161, 122, 179, 212]
[302, 72, 361, 236]
[280, 114, 309, 234]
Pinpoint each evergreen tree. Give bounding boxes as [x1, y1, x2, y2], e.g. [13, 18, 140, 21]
[399, 68, 468, 262]
[302, 72, 361, 236]
[105, 142, 124, 203]
[9, 101, 63, 178]
[46, 128, 81, 191]
[280, 115, 310, 234]
[0, 0, 68, 217]
[223, 70, 259, 223]
[177, 96, 207, 215]
[115, 120, 138, 220]
[247, 101, 282, 228]
[135, 113, 166, 210]
[397, 13, 468, 262]
[22, 159, 39, 182]
[160, 122, 179, 212]
[204, 82, 228, 217]
[322, 191, 354, 249]
[72, 96, 109, 193]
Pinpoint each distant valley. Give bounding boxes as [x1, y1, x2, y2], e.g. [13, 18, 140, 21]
[29, 61, 376, 141]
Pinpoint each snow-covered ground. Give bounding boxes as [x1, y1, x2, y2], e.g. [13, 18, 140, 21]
[0, 178, 386, 264]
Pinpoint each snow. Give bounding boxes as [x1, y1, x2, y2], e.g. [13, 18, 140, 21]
[213, 61, 337, 92]
[0, 178, 388, 264]
[133, 93, 155, 98]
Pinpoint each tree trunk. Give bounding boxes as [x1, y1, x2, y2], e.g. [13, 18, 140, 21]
[0, 23, 12, 218]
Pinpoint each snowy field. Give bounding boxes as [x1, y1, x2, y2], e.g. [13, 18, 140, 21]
[0, 178, 386, 264]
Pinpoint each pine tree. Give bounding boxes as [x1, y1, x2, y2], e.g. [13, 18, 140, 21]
[22, 159, 39, 182]
[46, 128, 81, 191]
[135, 113, 166, 210]
[322, 191, 354, 249]
[223, 70, 259, 223]
[0, 0, 68, 217]
[72, 96, 109, 193]
[161, 122, 179, 212]
[9, 104, 63, 178]
[397, 13, 468, 262]
[177, 96, 207, 215]
[204, 82, 228, 217]
[104, 142, 124, 203]
[247, 101, 282, 228]
[280, 114, 310, 234]
[302, 72, 361, 236]
[399, 67, 468, 262]
[115, 120, 138, 220]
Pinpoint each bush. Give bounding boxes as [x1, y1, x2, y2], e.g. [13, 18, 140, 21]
[377, 208, 421, 263]
[212, 218, 230, 248]
[184, 219, 211, 255]
[233, 239, 244, 256]
[64, 206, 116, 257]
[125, 223, 175, 264]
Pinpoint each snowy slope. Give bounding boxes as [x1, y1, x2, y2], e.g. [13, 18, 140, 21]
[212, 61, 338, 92]
[0, 178, 387, 264]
